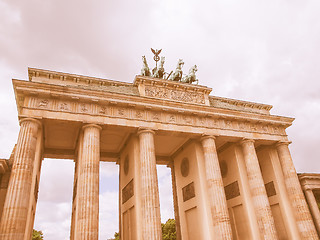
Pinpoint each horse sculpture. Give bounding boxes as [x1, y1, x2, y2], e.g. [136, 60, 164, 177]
[141, 56, 151, 76]
[152, 56, 165, 79]
[181, 65, 198, 84]
[169, 59, 184, 82]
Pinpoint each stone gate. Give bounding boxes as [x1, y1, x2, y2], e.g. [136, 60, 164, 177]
[0, 67, 319, 239]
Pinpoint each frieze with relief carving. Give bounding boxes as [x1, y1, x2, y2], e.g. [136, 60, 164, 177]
[27, 97, 287, 136]
[145, 85, 205, 104]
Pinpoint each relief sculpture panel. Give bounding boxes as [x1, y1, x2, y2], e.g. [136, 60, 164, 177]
[225, 181, 240, 200]
[182, 182, 195, 202]
[122, 179, 134, 204]
[145, 86, 205, 104]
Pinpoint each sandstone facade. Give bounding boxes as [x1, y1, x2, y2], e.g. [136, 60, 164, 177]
[0, 68, 319, 239]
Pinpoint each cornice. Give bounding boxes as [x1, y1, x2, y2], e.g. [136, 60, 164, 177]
[28, 67, 133, 88]
[298, 173, 320, 181]
[209, 96, 273, 114]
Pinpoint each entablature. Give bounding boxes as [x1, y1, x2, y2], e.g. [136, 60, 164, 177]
[13, 79, 293, 124]
[13, 76, 293, 142]
[299, 173, 320, 190]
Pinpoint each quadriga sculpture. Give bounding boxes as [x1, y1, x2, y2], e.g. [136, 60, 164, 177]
[152, 56, 165, 79]
[181, 65, 198, 84]
[141, 56, 151, 76]
[169, 59, 184, 82]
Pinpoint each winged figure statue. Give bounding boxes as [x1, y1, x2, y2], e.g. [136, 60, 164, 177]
[151, 48, 162, 56]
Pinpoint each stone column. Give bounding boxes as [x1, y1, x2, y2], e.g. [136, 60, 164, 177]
[276, 142, 318, 239]
[169, 162, 182, 240]
[201, 136, 233, 240]
[137, 129, 162, 240]
[70, 132, 83, 240]
[304, 189, 320, 237]
[0, 118, 41, 240]
[269, 148, 300, 239]
[0, 163, 10, 222]
[75, 124, 101, 240]
[240, 139, 278, 239]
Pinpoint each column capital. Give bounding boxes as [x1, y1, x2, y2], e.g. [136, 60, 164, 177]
[19, 118, 42, 128]
[200, 134, 217, 142]
[275, 141, 292, 147]
[304, 187, 314, 191]
[239, 138, 255, 145]
[137, 128, 155, 136]
[82, 123, 102, 131]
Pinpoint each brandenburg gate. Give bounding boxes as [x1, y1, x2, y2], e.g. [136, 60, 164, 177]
[0, 53, 319, 239]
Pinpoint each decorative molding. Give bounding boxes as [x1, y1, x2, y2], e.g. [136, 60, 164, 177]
[28, 67, 132, 89]
[14, 79, 294, 129]
[209, 95, 273, 114]
[21, 96, 289, 137]
[134, 76, 211, 106]
[24, 68, 283, 116]
[145, 85, 206, 104]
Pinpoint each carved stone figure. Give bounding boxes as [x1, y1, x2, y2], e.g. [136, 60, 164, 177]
[141, 56, 151, 76]
[169, 59, 184, 82]
[152, 56, 165, 79]
[181, 65, 198, 84]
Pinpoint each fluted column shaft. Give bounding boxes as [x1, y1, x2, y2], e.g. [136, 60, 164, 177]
[240, 139, 278, 240]
[201, 136, 233, 240]
[304, 189, 320, 237]
[0, 118, 41, 240]
[138, 129, 162, 240]
[276, 142, 318, 239]
[76, 124, 101, 240]
[169, 163, 182, 240]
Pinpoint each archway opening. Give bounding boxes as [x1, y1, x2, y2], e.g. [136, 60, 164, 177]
[34, 158, 75, 240]
[99, 161, 119, 239]
[157, 165, 175, 228]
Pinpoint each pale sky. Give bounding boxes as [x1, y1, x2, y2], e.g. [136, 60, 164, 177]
[1, 0, 320, 239]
